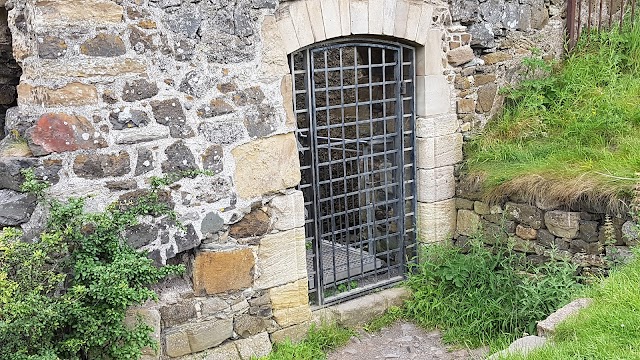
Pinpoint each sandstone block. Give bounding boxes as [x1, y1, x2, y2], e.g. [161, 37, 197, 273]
[457, 209, 481, 236]
[35, 0, 123, 27]
[382, 0, 397, 36]
[350, 0, 369, 34]
[481, 51, 513, 65]
[269, 190, 305, 231]
[476, 83, 497, 113]
[17, 82, 98, 107]
[474, 74, 496, 86]
[416, 30, 443, 75]
[320, 0, 341, 39]
[187, 318, 234, 353]
[332, 292, 387, 327]
[416, 166, 455, 203]
[306, 0, 326, 41]
[339, 0, 351, 36]
[289, 0, 314, 48]
[275, 4, 300, 54]
[125, 308, 161, 359]
[417, 199, 457, 243]
[235, 332, 273, 360]
[416, 75, 451, 116]
[415, 133, 463, 169]
[457, 98, 475, 114]
[415, 114, 458, 138]
[537, 298, 592, 337]
[270, 279, 311, 327]
[516, 225, 537, 240]
[193, 249, 255, 295]
[255, 228, 307, 289]
[24, 59, 146, 79]
[234, 314, 268, 338]
[230, 208, 271, 239]
[415, 4, 435, 45]
[505, 202, 543, 229]
[73, 152, 131, 179]
[368, 0, 384, 34]
[447, 46, 474, 66]
[456, 198, 475, 210]
[545, 211, 581, 239]
[232, 133, 301, 199]
[473, 201, 491, 215]
[488, 335, 547, 360]
[182, 342, 241, 360]
[26, 113, 106, 156]
[164, 329, 190, 358]
[270, 322, 311, 344]
[393, 0, 409, 39]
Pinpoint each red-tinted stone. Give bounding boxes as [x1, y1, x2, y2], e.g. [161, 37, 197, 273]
[26, 113, 107, 156]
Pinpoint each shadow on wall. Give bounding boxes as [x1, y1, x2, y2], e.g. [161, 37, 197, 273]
[0, 4, 20, 140]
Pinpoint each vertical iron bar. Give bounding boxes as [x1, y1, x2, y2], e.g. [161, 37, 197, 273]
[568, 0, 577, 50]
[338, 47, 352, 290]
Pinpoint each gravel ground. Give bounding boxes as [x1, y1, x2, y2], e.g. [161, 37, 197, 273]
[327, 322, 490, 360]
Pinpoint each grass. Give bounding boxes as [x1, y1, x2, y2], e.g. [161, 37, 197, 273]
[465, 20, 640, 212]
[403, 238, 582, 349]
[500, 248, 640, 360]
[258, 323, 355, 360]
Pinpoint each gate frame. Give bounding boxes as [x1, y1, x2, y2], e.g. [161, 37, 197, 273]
[270, 0, 462, 307]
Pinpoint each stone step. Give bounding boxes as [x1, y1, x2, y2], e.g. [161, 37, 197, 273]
[537, 298, 593, 337]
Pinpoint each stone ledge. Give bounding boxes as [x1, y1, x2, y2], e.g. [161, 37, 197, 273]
[312, 287, 411, 328]
[537, 298, 593, 337]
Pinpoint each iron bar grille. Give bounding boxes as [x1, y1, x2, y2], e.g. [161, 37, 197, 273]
[290, 39, 417, 306]
[567, 0, 639, 50]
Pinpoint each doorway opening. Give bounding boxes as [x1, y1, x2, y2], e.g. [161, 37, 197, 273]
[290, 39, 418, 306]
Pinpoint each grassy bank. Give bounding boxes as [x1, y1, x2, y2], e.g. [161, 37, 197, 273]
[465, 22, 640, 210]
[502, 248, 640, 360]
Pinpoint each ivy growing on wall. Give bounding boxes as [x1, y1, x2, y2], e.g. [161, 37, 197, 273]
[0, 169, 185, 360]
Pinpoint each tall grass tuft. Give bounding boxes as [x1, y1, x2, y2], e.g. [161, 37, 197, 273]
[404, 238, 582, 348]
[465, 18, 640, 210]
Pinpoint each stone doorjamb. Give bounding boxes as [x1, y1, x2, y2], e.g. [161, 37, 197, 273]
[269, 0, 461, 248]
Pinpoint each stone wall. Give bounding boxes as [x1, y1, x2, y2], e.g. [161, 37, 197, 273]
[454, 192, 637, 276]
[0, 0, 20, 139]
[445, 0, 566, 133]
[0, 0, 591, 358]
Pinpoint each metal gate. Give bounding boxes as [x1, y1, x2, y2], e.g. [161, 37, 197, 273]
[289, 39, 417, 306]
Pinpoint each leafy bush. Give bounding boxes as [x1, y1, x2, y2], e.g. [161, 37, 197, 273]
[404, 238, 582, 348]
[0, 170, 184, 360]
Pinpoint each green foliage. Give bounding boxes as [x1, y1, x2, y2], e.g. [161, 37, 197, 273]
[20, 168, 50, 198]
[501, 248, 640, 360]
[363, 306, 404, 333]
[465, 19, 640, 196]
[404, 238, 582, 348]
[0, 172, 185, 360]
[259, 323, 356, 360]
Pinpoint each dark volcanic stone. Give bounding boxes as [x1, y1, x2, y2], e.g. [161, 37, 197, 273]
[161, 141, 197, 174]
[0, 189, 36, 226]
[244, 104, 278, 138]
[109, 109, 150, 130]
[229, 208, 270, 238]
[38, 35, 67, 59]
[125, 222, 159, 248]
[80, 33, 126, 57]
[122, 79, 159, 102]
[73, 152, 131, 179]
[174, 223, 200, 253]
[151, 98, 194, 138]
[135, 147, 155, 175]
[201, 145, 223, 174]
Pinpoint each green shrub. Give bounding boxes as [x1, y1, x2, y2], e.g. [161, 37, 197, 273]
[0, 170, 184, 360]
[404, 238, 582, 348]
[260, 323, 356, 360]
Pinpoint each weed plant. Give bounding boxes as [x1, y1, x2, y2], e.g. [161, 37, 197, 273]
[465, 19, 640, 208]
[403, 238, 582, 348]
[259, 323, 355, 360]
[0, 170, 186, 360]
[501, 248, 640, 360]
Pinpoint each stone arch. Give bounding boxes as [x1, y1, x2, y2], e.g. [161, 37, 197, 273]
[270, 0, 462, 245]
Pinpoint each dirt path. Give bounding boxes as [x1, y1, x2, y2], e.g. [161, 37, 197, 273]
[327, 322, 490, 360]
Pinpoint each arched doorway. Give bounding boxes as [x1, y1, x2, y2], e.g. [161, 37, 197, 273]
[290, 38, 417, 305]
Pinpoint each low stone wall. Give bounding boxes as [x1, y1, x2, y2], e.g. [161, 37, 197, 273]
[453, 195, 637, 275]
